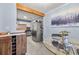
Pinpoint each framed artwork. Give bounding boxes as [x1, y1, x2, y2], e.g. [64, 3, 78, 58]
[51, 13, 79, 27]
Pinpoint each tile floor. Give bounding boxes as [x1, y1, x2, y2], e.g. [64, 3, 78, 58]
[26, 36, 54, 55]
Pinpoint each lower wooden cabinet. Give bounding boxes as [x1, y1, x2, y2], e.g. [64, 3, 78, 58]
[21, 34, 27, 54]
[16, 34, 27, 55]
[16, 35, 22, 55]
[0, 37, 12, 55]
[0, 33, 27, 55]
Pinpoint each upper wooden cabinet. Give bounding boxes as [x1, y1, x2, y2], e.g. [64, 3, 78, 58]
[16, 3, 45, 17]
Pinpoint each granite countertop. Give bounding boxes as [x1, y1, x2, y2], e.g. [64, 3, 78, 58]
[0, 31, 26, 37]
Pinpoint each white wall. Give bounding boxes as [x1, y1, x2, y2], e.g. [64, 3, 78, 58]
[0, 3, 16, 32]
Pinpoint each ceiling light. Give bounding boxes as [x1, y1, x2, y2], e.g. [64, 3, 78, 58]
[23, 16, 27, 19]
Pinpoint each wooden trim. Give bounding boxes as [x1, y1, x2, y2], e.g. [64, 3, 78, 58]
[16, 3, 45, 17]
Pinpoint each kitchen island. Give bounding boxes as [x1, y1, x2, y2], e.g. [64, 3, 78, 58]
[0, 32, 27, 55]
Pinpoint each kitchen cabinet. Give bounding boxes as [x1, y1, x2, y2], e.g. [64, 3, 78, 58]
[21, 34, 27, 54]
[16, 34, 27, 55]
[0, 33, 27, 55]
[16, 35, 22, 55]
[0, 36, 12, 55]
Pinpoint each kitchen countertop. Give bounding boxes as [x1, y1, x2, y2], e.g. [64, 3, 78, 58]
[0, 32, 26, 37]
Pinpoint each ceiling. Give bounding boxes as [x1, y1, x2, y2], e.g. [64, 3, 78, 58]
[22, 3, 64, 13]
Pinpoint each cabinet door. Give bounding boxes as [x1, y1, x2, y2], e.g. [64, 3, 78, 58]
[16, 34, 27, 55]
[16, 35, 22, 55]
[0, 37, 12, 55]
[21, 34, 27, 54]
[0, 39, 3, 54]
